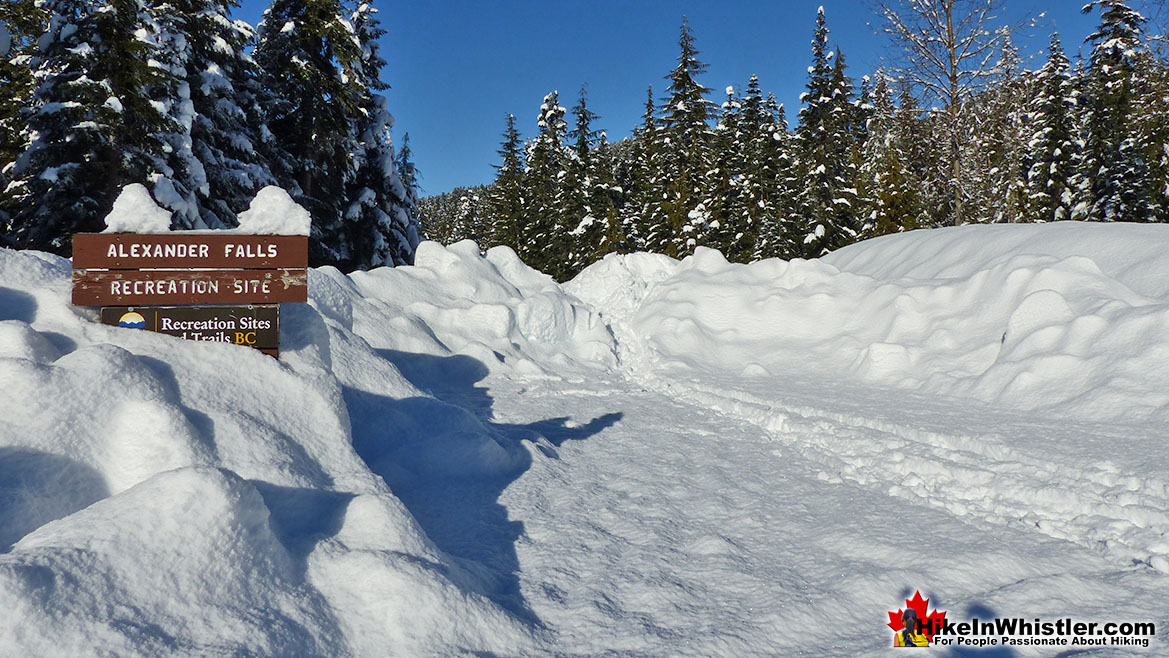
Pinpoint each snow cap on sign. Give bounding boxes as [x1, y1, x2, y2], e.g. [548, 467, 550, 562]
[236, 186, 311, 236]
[102, 184, 173, 233]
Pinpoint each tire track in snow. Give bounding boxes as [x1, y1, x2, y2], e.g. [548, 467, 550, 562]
[630, 372, 1169, 574]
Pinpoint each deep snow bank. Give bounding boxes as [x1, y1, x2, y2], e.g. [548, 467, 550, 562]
[571, 222, 1169, 422]
[0, 239, 612, 656]
[1, 222, 1166, 654]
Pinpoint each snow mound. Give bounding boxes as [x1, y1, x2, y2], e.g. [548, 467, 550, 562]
[102, 184, 173, 233]
[573, 223, 1169, 422]
[235, 186, 311, 236]
[0, 241, 578, 655]
[347, 240, 616, 373]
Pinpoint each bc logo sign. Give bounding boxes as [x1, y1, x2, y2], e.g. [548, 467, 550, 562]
[117, 311, 147, 329]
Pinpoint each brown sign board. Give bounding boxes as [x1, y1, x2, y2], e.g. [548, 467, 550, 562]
[73, 233, 308, 270]
[100, 305, 280, 351]
[73, 269, 308, 306]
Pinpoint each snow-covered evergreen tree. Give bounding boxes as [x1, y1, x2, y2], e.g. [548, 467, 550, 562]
[150, 0, 275, 229]
[794, 7, 860, 257]
[727, 76, 779, 262]
[0, 1, 44, 182]
[973, 35, 1032, 223]
[752, 96, 802, 260]
[651, 16, 715, 258]
[391, 132, 421, 261]
[522, 90, 570, 278]
[563, 85, 615, 275]
[343, 1, 418, 268]
[1023, 33, 1078, 223]
[1079, 0, 1156, 221]
[627, 85, 662, 252]
[857, 70, 924, 237]
[487, 113, 525, 251]
[2, 0, 177, 253]
[254, 0, 363, 265]
[702, 84, 743, 258]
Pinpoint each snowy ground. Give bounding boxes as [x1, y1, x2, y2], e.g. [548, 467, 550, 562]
[0, 223, 1166, 656]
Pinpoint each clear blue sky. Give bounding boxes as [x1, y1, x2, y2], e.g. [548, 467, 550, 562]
[232, 1, 1110, 197]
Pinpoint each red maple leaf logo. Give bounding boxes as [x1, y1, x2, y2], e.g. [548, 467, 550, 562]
[887, 590, 947, 641]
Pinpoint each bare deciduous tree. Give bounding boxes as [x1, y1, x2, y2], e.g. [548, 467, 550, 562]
[874, 0, 1032, 225]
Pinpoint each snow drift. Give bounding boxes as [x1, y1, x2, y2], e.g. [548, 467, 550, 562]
[572, 222, 1169, 422]
[0, 221, 1166, 655]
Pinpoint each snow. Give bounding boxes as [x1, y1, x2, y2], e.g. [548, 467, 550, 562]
[1, 222, 1168, 655]
[0, 23, 10, 58]
[102, 183, 173, 233]
[235, 186, 311, 235]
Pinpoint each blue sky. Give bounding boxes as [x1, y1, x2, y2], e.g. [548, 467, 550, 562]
[233, 1, 1108, 197]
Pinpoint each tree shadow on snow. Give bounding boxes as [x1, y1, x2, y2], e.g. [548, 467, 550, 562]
[343, 350, 623, 628]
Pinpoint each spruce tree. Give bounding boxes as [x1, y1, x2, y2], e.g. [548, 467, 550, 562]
[1080, 0, 1156, 221]
[151, 0, 275, 229]
[564, 85, 615, 274]
[391, 132, 421, 260]
[730, 75, 776, 262]
[652, 16, 714, 257]
[254, 0, 363, 265]
[627, 85, 661, 252]
[522, 90, 569, 277]
[794, 7, 860, 257]
[0, 1, 44, 182]
[3, 0, 177, 253]
[702, 84, 743, 258]
[1023, 33, 1077, 222]
[488, 113, 525, 251]
[973, 36, 1031, 223]
[343, 1, 418, 268]
[753, 97, 802, 260]
[858, 70, 923, 236]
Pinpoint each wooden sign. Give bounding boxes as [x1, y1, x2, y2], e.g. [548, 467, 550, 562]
[73, 268, 307, 306]
[73, 231, 308, 357]
[73, 233, 308, 269]
[101, 305, 280, 355]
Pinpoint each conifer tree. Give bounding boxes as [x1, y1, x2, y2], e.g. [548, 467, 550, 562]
[151, 0, 275, 229]
[652, 16, 714, 257]
[753, 98, 802, 259]
[522, 90, 570, 277]
[627, 85, 662, 252]
[391, 132, 421, 260]
[0, 1, 43, 181]
[255, 0, 363, 265]
[702, 84, 743, 258]
[1080, 0, 1156, 221]
[343, 1, 418, 268]
[974, 36, 1032, 223]
[794, 8, 860, 257]
[1023, 33, 1078, 222]
[729, 75, 777, 262]
[564, 85, 616, 274]
[488, 113, 525, 251]
[2, 0, 177, 253]
[858, 70, 923, 236]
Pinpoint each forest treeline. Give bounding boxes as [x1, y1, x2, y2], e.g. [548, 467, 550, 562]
[0, 0, 419, 269]
[423, 1, 1169, 281]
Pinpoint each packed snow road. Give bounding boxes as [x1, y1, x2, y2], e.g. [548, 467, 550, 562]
[425, 366, 1169, 656]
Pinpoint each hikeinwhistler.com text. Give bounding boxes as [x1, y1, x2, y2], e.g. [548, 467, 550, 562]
[920, 617, 1156, 649]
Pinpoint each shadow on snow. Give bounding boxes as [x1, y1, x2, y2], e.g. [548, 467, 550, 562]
[343, 349, 622, 628]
